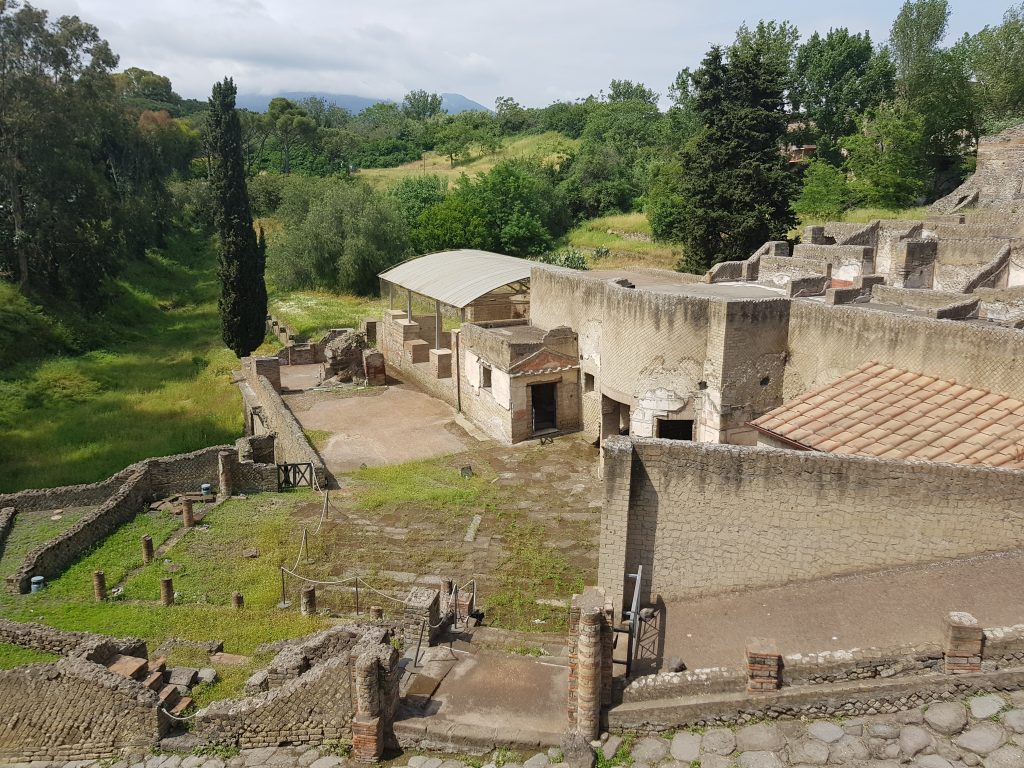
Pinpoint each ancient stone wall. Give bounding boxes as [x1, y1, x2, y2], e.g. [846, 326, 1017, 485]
[240, 367, 328, 487]
[783, 301, 1024, 402]
[199, 656, 354, 749]
[379, 310, 458, 408]
[4, 440, 279, 594]
[931, 124, 1024, 213]
[0, 468, 134, 513]
[599, 437, 1024, 612]
[0, 618, 146, 663]
[0, 657, 167, 761]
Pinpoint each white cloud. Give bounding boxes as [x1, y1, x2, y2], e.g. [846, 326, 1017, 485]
[39, 0, 1010, 106]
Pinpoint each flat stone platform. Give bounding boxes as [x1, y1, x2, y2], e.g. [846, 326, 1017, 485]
[654, 548, 1024, 672]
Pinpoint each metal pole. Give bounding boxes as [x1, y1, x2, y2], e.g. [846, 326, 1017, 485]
[389, 283, 394, 310]
[281, 569, 286, 604]
[406, 289, 412, 320]
[355, 581, 360, 615]
[435, 300, 441, 349]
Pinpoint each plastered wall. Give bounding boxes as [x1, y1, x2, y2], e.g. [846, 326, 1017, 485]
[599, 437, 1024, 613]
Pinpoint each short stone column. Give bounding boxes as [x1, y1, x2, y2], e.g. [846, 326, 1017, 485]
[943, 611, 984, 674]
[142, 535, 154, 564]
[300, 586, 316, 616]
[181, 498, 194, 528]
[746, 637, 782, 693]
[93, 571, 106, 602]
[575, 608, 603, 739]
[569, 586, 614, 729]
[232, 591, 244, 610]
[369, 605, 383, 621]
[218, 451, 234, 498]
[160, 578, 174, 607]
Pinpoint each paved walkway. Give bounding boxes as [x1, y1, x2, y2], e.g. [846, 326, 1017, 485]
[655, 548, 1024, 670]
[13, 691, 1024, 767]
[280, 366, 477, 474]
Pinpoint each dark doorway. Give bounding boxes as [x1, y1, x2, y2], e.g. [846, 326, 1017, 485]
[531, 383, 557, 433]
[658, 419, 693, 440]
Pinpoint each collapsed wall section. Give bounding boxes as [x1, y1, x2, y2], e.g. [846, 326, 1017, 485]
[599, 437, 1024, 613]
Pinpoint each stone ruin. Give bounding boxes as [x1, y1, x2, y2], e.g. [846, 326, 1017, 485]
[932, 123, 1024, 215]
[322, 329, 368, 383]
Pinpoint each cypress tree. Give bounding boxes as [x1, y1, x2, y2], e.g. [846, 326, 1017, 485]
[649, 42, 797, 273]
[209, 77, 266, 357]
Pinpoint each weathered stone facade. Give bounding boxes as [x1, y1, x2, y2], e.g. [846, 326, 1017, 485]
[599, 437, 1024, 612]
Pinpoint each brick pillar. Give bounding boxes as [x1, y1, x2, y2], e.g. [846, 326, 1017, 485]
[404, 587, 441, 647]
[352, 653, 383, 762]
[746, 637, 782, 693]
[569, 586, 613, 726]
[181, 498, 194, 528]
[300, 586, 316, 616]
[576, 608, 602, 740]
[142, 535, 154, 564]
[944, 611, 984, 674]
[232, 591, 244, 609]
[160, 578, 174, 607]
[93, 571, 106, 602]
[218, 450, 234, 498]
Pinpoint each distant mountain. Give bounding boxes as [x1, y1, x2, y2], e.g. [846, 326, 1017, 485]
[235, 91, 490, 115]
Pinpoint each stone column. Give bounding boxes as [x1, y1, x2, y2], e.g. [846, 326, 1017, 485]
[944, 611, 984, 674]
[142, 535, 154, 564]
[300, 586, 316, 616]
[232, 592, 244, 610]
[218, 450, 234, 498]
[576, 608, 602, 740]
[746, 637, 782, 693]
[93, 571, 106, 602]
[369, 606, 383, 621]
[181, 498, 194, 528]
[160, 578, 174, 607]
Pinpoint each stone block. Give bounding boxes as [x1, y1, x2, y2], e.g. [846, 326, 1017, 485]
[405, 339, 430, 364]
[429, 348, 452, 379]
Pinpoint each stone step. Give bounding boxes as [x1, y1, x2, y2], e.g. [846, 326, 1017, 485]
[166, 666, 198, 687]
[148, 656, 167, 675]
[105, 654, 149, 681]
[143, 670, 165, 691]
[157, 684, 181, 708]
[169, 696, 193, 717]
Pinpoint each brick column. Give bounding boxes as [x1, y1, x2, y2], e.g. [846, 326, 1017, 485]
[218, 451, 234, 499]
[576, 608, 602, 740]
[404, 587, 441, 647]
[569, 587, 614, 728]
[943, 611, 984, 674]
[181, 498, 194, 528]
[746, 637, 781, 693]
[351, 653, 383, 762]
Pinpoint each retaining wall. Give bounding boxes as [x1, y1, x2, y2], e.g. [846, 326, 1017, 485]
[0, 657, 168, 761]
[599, 437, 1024, 611]
[0, 618, 146, 664]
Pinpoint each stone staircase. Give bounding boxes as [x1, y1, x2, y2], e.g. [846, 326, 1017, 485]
[104, 653, 194, 716]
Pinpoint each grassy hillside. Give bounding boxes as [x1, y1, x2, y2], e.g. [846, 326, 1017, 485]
[0, 233, 243, 493]
[357, 131, 579, 189]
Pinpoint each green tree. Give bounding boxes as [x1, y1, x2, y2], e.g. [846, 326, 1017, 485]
[794, 158, 852, 219]
[648, 40, 797, 273]
[0, 0, 122, 298]
[495, 96, 529, 134]
[267, 97, 316, 174]
[435, 119, 474, 166]
[889, 0, 976, 193]
[792, 29, 895, 161]
[390, 175, 449, 228]
[209, 77, 265, 357]
[402, 89, 444, 120]
[960, 4, 1024, 128]
[607, 79, 659, 105]
[842, 100, 928, 208]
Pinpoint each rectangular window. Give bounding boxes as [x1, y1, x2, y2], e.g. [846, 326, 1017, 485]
[584, 372, 595, 393]
[658, 419, 694, 440]
[481, 364, 492, 390]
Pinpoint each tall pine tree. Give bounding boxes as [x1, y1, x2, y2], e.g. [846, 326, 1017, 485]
[209, 77, 266, 357]
[648, 40, 797, 273]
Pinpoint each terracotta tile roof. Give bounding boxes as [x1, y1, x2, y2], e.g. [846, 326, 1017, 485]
[508, 349, 579, 377]
[750, 362, 1024, 469]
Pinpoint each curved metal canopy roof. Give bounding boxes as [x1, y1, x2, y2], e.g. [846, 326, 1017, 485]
[378, 249, 533, 309]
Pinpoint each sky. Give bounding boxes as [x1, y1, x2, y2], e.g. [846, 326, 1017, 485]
[42, 0, 1015, 108]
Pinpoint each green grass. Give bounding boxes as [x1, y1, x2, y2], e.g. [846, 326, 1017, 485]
[269, 291, 385, 341]
[795, 205, 932, 231]
[565, 213, 680, 271]
[357, 132, 579, 190]
[349, 458, 489, 511]
[0, 507, 96, 579]
[0, 492, 329, 685]
[0, 643, 59, 669]
[0, 232, 244, 493]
